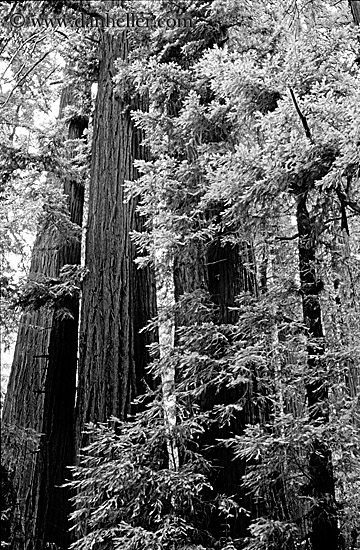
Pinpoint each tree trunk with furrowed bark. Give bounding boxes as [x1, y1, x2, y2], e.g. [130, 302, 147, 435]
[204, 237, 261, 539]
[2, 92, 87, 550]
[74, 30, 157, 450]
[296, 191, 339, 550]
[173, 225, 261, 540]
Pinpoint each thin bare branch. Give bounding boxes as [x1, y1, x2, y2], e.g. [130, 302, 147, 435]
[289, 87, 313, 143]
[1, 49, 53, 109]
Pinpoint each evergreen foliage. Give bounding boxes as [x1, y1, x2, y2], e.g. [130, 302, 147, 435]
[1, 1, 360, 549]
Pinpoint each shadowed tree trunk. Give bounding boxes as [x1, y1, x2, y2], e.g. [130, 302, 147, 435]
[349, 0, 360, 25]
[287, 77, 339, 546]
[2, 89, 87, 550]
[33, 109, 88, 550]
[172, 219, 261, 540]
[203, 237, 262, 540]
[74, 30, 157, 449]
[296, 191, 339, 550]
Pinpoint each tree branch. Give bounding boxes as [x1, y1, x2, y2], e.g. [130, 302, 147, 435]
[336, 187, 360, 215]
[342, 197, 360, 215]
[1, 49, 53, 108]
[0, 31, 46, 81]
[275, 233, 299, 241]
[289, 87, 313, 143]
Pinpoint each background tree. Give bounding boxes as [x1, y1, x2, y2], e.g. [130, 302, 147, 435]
[68, 1, 360, 549]
[1, 5, 93, 547]
[2, 1, 359, 550]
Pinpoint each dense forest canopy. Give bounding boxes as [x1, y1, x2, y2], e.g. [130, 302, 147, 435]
[1, 1, 360, 549]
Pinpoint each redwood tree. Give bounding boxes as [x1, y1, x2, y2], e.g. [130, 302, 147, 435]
[294, 146, 339, 550]
[2, 88, 88, 550]
[74, 28, 157, 445]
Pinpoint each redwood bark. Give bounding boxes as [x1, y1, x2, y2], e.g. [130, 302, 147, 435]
[204, 237, 261, 539]
[296, 192, 339, 550]
[173, 224, 260, 540]
[349, 0, 360, 25]
[74, 31, 156, 448]
[2, 95, 87, 550]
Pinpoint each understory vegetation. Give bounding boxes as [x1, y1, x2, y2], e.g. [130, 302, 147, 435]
[1, 1, 360, 549]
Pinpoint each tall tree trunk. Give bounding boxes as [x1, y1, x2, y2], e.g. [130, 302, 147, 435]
[203, 237, 261, 540]
[33, 114, 87, 550]
[74, 30, 156, 448]
[296, 192, 338, 550]
[2, 92, 87, 550]
[173, 223, 260, 539]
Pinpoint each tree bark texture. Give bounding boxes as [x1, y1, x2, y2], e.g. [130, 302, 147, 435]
[296, 192, 338, 550]
[2, 94, 86, 550]
[174, 229, 261, 539]
[349, 0, 360, 25]
[74, 31, 157, 449]
[205, 238, 263, 539]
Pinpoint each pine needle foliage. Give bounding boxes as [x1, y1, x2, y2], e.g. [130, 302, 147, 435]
[68, 0, 359, 549]
[2, 0, 360, 549]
